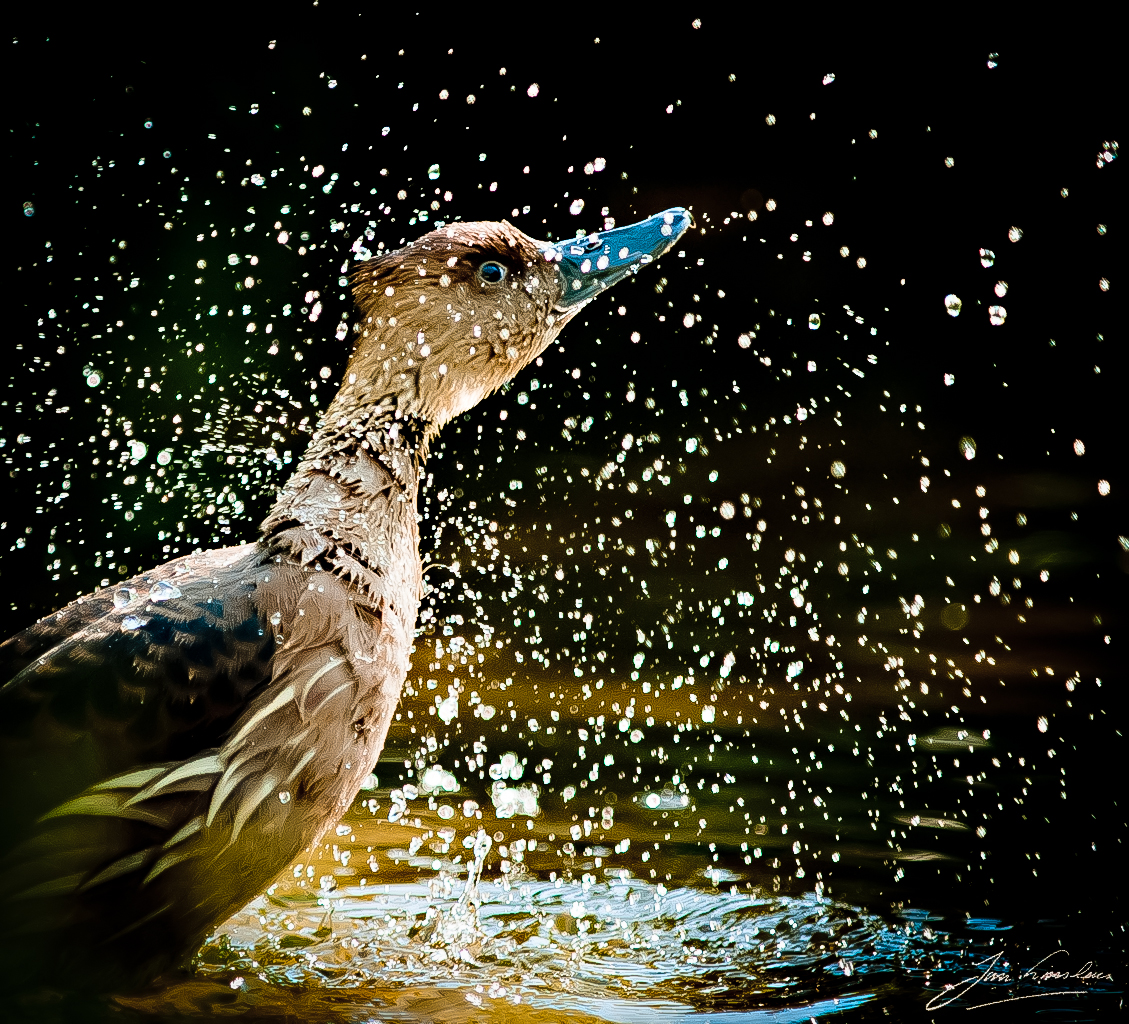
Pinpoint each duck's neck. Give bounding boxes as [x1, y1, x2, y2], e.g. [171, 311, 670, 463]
[260, 384, 428, 589]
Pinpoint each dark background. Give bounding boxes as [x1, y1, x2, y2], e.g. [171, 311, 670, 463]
[6, 11, 1125, 1018]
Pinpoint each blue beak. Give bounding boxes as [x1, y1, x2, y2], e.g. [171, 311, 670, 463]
[543, 207, 692, 310]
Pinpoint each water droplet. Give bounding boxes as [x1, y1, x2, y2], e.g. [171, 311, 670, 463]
[808, 313, 821, 329]
[112, 588, 135, 609]
[420, 766, 458, 794]
[994, 281, 1008, 298]
[569, 198, 584, 216]
[960, 436, 978, 460]
[121, 615, 148, 631]
[831, 461, 846, 478]
[944, 294, 962, 317]
[490, 782, 539, 818]
[270, 611, 282, 625]
[148, 581, 182, 602]
[1008, 226, 1023, 243]
[428, 163, 440, 180]
[988, 305, 1007, 326]
[979, 248, 996, 268]
[437, 695, 459, 724]
[278, 790, 291, 804]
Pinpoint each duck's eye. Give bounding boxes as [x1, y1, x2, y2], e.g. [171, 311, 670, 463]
[478, 261, 507, 284]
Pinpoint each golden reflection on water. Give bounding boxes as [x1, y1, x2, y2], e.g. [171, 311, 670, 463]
[188, 399, 1118, 1018]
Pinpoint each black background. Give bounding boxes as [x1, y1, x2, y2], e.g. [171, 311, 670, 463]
[6, 10, 1125, 1018]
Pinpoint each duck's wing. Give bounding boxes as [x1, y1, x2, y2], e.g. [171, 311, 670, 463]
[0, 543, 277, 792]
[0, 539, 407, 987]
[0, 544, 332, 980]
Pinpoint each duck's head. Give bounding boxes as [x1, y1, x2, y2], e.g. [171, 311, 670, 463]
[344, 208, 691, 437]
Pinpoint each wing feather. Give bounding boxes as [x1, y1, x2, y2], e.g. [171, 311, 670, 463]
[0, 533, 409, 988]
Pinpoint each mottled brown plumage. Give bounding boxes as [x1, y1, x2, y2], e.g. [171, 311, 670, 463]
[0, 208, 690, 991]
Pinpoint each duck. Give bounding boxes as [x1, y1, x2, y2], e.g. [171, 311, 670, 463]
[0, 206, 691, 991]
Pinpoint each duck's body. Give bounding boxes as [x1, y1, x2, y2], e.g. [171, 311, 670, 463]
[0, 208, 690, 990]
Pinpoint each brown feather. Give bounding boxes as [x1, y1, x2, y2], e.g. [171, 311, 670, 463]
[0, 210, 689, 992]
